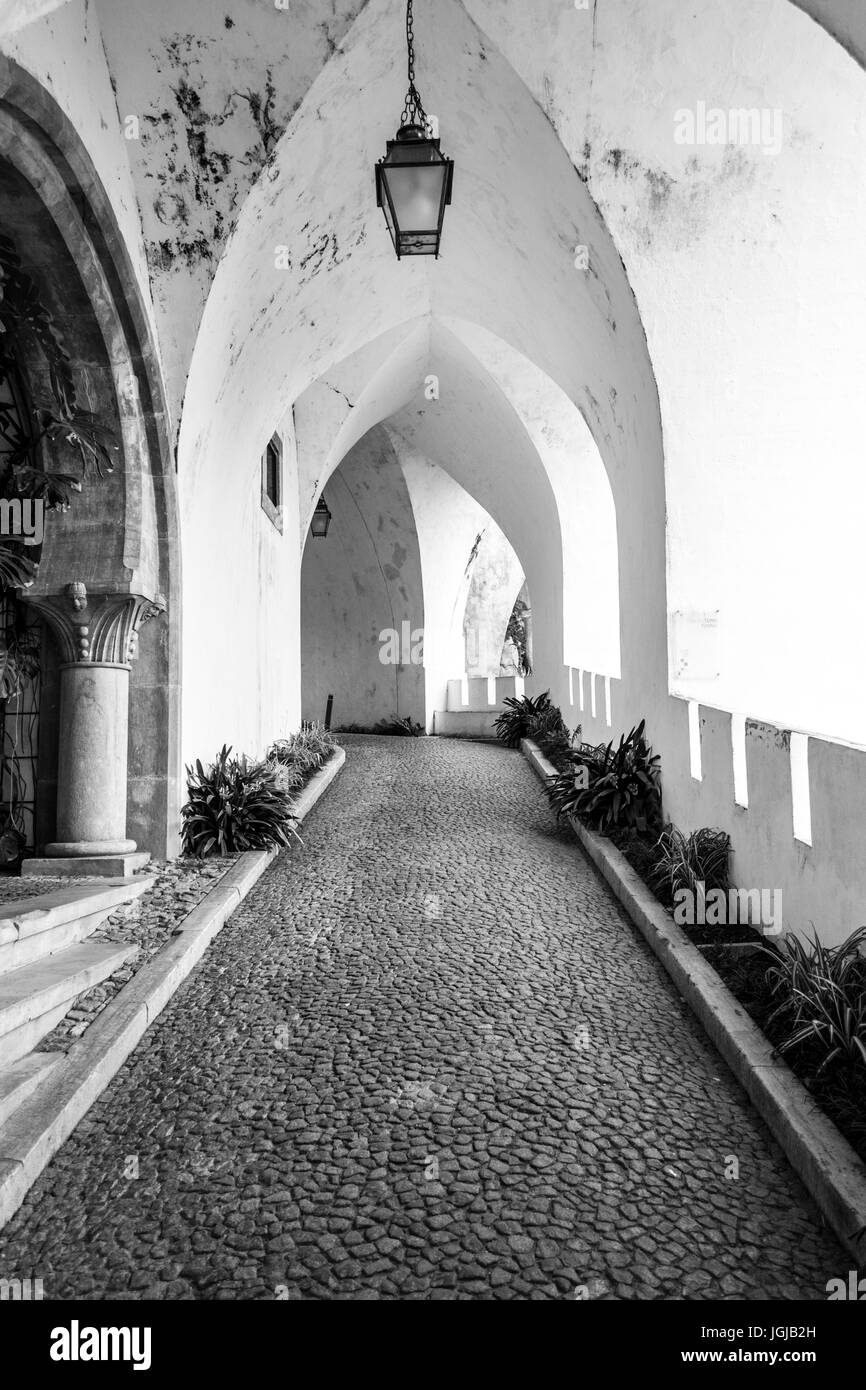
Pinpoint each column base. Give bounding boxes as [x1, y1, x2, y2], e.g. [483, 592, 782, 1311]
[21, 852, 151, 878]
[45, 838, 137, 857]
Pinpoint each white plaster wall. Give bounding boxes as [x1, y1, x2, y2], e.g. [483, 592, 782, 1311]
[180, 399, 301, 765]
[92, 0, 371, 426]
[0, 0, 72, 40]
[301, 426, 425, 730]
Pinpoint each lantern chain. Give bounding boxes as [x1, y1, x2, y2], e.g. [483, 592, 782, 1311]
[401, 0, 433, 135]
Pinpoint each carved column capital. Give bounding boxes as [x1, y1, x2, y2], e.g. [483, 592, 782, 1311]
[23, 585, 167, 666]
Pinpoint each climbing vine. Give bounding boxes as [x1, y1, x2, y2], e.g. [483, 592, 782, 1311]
[504, 596, 533, 677]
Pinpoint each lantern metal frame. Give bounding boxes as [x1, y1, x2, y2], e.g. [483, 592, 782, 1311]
[375, 1, 453, 259]
[310, 495, 332, 538]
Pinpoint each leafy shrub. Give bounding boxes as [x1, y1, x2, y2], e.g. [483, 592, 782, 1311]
[182, 746, 301, 857]
[268, 723, 336, 778]
[494, 691, 559, 748]
[608, 826, 668, 893]
[525, 709, 584, 772]
[493, 692, 579, 766]
[525, 702, 567, 742]
[545, 719, 662, 835]
[531, 726, 574, 769]
[545, 741, 609, 819]
[763, 925, 866, 1074]
[268, 761, 307, 798]
[648, 825, 731, 904]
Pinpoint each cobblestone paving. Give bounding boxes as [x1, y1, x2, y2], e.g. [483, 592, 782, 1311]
[0, 737, 846, 1300]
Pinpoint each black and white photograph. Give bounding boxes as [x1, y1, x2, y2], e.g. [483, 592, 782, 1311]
[0, 0, 863, 1358]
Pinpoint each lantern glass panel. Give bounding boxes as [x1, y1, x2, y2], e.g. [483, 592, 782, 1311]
[377, 134, 452, 257]
[310, 500, 331, 538]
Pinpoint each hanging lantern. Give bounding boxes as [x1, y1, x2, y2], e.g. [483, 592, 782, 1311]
[310, 495, 332, 538]
[375, 0, 453, 259]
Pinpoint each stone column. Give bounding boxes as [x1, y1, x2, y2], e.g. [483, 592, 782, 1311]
[23, 582, 165, 876]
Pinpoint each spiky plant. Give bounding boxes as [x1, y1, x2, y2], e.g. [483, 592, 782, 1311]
[763, 925, 866, 1074]
[648, 825, 731, 902]
[182, 746, 302, 857]
[268, 723, 337, 777]
[544, 719, 662, 834]
[494, 691, 558, 748]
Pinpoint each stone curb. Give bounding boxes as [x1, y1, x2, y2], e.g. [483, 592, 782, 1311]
[521, 737, 866, 1262]
[0, 746, 346, 1231]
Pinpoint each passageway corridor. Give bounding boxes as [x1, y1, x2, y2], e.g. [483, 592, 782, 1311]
[0, 739, 843, 1300]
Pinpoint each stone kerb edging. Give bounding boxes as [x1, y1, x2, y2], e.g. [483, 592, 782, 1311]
[0, 746, 347, 1230]
[520, 737, 866, 1262]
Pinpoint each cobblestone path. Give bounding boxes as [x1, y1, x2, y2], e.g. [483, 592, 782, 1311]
[0, 737, 845, 1300]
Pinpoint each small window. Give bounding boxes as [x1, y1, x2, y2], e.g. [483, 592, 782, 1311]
[732, 712, 748, 807]
[688, 699, 702, 781]
[790, 732, 812, 846]
[261, 433, 283, 531]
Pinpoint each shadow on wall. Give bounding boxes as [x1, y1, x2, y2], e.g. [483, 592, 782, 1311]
[301, 425, 425, 731]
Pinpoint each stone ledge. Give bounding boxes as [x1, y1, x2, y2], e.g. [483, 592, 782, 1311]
[521, 736, 866, 1262]
[0, 745, 346, 1231]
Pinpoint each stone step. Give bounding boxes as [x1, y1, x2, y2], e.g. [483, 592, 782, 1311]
[0, 1003, 69, 1074]
[0, 877, 153, 976]
[0, 1052, 61, 1127]
[0, 941, 135, 1068]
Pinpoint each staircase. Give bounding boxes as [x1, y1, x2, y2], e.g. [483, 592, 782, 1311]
[433, 675, 524, 738]
[0, 878, 152, 1127]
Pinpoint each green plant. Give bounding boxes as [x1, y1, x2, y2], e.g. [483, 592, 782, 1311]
[763, 926, 866, 1074]
[269, 761, 307, 798]
[648, 825, 731, 903]
[268, 722, 336, 777]
[494, 691, 558, 748]
[525, 702, 566, 742]
[524, 705, 575, 768]
[545, 719, 662, 834]
[181, 746, 301, 857]
[544, 741, 607, 818]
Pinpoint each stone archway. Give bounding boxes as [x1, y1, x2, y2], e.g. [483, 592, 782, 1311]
[0, 55, 180, 864]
